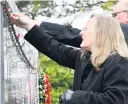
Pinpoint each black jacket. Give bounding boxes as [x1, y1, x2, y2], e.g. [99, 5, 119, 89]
[40, 22, 128, 47]
[25, 25, 128, 104]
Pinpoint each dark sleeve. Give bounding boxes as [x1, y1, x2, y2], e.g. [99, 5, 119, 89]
[40, 22, 82, 47]
[24, 25, 80, 69]
[70, 58, 128, 104]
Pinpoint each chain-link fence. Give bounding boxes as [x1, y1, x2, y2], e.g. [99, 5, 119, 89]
[0, 1, 39, 104]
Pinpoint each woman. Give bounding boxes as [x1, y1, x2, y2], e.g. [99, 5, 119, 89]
[10, 14, 128, 104]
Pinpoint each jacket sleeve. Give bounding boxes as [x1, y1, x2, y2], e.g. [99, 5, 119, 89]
[40, 22, 82, 47]
[24, 25, 80, 69]
[70, 58, 128, 104]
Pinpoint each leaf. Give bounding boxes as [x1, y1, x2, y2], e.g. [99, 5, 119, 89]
[101, 1, 117, 11]
[80, 7, 85, 12]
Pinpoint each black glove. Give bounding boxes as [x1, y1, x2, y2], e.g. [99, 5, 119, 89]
[59, 89, 74, 104]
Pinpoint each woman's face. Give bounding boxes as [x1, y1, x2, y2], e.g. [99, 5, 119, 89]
[80, 18, 94, 51]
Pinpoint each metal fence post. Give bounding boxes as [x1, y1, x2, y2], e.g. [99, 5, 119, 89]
[0, 2, 5, 104]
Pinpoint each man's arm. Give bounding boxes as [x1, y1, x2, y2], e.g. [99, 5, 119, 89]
[24, 25, 80, 69]
[40, 22, 82, 47]
[40, 22, 128, 48]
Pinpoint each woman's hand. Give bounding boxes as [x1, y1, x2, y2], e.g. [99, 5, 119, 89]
[10, 13, 36, 30]
[59, 89, 74, 104]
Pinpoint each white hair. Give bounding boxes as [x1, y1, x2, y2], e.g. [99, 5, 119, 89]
[116, 0, 128, 10]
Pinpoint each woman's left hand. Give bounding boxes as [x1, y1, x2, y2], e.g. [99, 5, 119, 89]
[59, 89, 74, 104]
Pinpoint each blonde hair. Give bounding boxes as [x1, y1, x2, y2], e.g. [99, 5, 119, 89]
[90, 15, 128, 71]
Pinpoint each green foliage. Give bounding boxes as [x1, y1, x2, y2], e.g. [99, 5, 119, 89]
[32, 0, 52, 14]
[80, 7, 85, 12]
[39, 73, 45, 103]
[39, 54, 74, 104]
[101, 1, 117, 11]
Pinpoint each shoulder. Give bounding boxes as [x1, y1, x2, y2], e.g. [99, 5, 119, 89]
[107, 53, 128, 66]
[104, 53, 128, 74]
[120, 24, 128, 43]
[120, 23, 128, 28]
[120, 23, 128, 31]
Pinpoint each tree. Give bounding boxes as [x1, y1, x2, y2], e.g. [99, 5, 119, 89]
[15, 0, 117, 19]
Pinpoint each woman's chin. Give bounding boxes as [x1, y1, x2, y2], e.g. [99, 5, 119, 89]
[80, 44, 85, 49]
[80, 44, 90, 51]
[80, 43, 85, 48]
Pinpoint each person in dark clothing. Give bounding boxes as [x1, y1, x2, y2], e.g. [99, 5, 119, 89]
[10, 13, 128, 104]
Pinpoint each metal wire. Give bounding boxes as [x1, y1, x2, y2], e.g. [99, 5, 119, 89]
[1, 1, 36, 71]
[1, 1, 40, 104]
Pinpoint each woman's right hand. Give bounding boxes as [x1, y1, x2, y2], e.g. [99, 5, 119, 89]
[10, 13, 36, 30]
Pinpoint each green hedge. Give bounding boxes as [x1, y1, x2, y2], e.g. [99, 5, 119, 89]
[39, 54, 74, 103]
